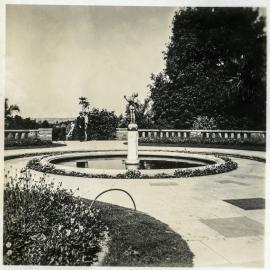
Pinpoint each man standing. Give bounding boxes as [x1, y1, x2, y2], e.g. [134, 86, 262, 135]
[83, 112, 89, 141]
[77, 112, 85, 141]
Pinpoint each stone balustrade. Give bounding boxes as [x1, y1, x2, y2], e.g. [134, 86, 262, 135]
[5, 128, 53, 142]
[116, 128, 266, 142]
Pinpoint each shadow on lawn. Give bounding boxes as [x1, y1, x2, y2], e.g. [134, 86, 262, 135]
[85, 199, 194, 267]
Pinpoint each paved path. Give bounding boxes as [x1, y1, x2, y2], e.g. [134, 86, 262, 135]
[4, 141, 266, 267]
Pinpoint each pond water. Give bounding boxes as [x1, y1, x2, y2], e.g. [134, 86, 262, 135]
[52, 156, 213, 170]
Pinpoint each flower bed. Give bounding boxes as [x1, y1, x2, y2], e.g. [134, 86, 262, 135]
[139, 136, 265, 146]
[3, 173, 107, 265]
[5, 138, 52, 148]
[174, 157, 237, 177]
[26, 155, 237, 179]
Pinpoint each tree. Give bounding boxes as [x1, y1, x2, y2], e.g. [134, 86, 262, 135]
[79, 97, 90, 113]
[41, 120, 50, 128]
[5, 98, 20, 128]
[149, 7, 266, 130]
[87, 108, 118, 139]
[123, 93, 155, 128]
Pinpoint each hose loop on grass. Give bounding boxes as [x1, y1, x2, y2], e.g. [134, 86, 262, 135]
[89, 188, 136, 211]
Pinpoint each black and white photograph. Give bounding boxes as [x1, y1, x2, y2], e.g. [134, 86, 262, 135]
[1, 0, 269, 268]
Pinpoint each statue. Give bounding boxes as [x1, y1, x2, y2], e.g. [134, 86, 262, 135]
[124, 94, 138, 124]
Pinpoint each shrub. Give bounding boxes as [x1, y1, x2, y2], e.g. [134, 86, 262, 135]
[174, 157, 238, 177]
[192, 116, 218, 130]
[139, 135, 265, 146]
[52, 126, 67, 141]
[5, 138, 52, 148]
[4, 173, 107, 265]
[116, 170, 142, 179]
[87, 108, 118, 140]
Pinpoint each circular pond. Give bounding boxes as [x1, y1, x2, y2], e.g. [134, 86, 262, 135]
[51, 155, 214, 170]
[35, 150, 231, 178]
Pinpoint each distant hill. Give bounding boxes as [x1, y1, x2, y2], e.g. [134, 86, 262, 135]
[34, 117, 76, 124]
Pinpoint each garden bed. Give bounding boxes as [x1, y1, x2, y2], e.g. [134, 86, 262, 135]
[3, 173, 193, 266]
[5, 142, 66, 150]
[26, 154, 238, 179]
[4, 138, 59, 149]
[3, 174, 107, 266]
[139, 142, 266, 151]
[139, 136, 266, 151]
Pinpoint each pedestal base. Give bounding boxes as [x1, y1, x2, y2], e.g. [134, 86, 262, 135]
[126, 123, 139, 167]
[125, 163, 140, 170]
[125, 160, 140, 165]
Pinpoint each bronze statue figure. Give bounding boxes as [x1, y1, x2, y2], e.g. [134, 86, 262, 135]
[124, 95, 138, 124]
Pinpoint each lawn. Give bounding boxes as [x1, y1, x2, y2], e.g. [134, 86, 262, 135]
[87, 200, 194, 266]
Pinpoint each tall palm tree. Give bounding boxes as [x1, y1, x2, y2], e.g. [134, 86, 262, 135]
[5, 98, 20, 128]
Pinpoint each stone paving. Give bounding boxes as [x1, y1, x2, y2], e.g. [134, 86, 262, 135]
[4, 141, 267, 267]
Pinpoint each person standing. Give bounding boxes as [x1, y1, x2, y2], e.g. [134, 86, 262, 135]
[66, 121, 75, 140]
[77, 112, 85, 141]
[83, 112, 89, 141]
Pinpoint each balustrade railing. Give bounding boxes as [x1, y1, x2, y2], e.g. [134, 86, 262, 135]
[138, 129, 266, 140]
[5, 128, 52, 142]
[116, 128, 266, 141]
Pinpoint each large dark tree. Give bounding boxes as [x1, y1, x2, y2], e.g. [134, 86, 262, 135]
[149, 7, 266, 130]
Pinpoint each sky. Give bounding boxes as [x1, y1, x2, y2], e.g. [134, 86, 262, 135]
[6, 5, 177, 118]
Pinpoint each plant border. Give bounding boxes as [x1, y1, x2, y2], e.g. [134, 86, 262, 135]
[24, 152, 238, 179]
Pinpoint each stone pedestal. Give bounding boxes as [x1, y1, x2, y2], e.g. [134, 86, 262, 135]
[126, 123, 139, 165]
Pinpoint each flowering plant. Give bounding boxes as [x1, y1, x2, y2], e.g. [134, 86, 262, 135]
[4, 172, 107, 265]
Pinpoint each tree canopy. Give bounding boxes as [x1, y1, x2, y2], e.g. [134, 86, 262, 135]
[5, 99, 51, 129]
[149, 7, 266, 130]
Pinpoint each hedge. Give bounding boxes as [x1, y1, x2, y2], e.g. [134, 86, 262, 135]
[139, 136, 265, 146]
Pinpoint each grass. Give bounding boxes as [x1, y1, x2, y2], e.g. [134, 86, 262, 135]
[139, 142, 266, 151]
[85, 199, 194, 266]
